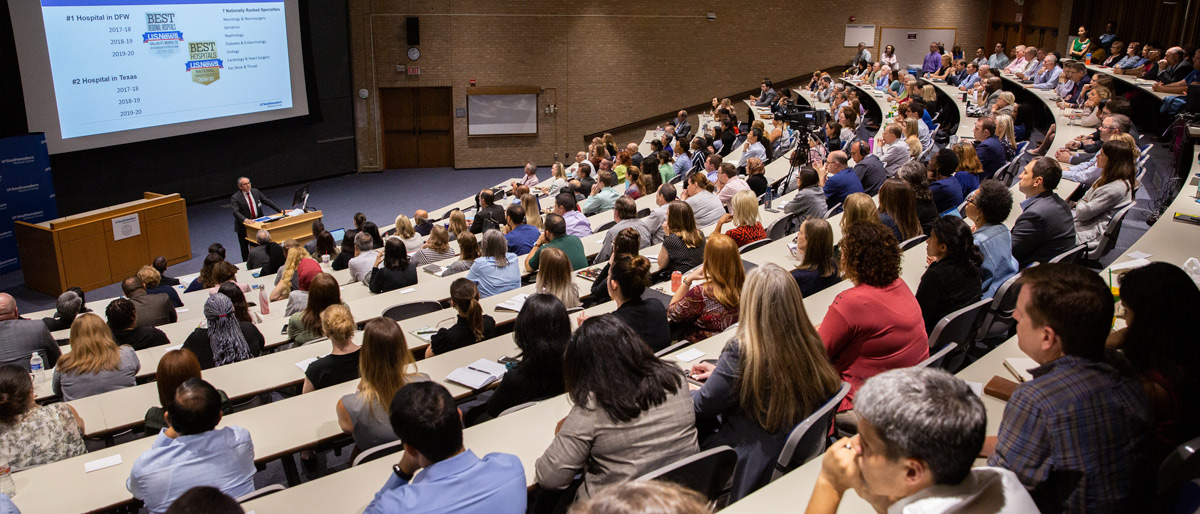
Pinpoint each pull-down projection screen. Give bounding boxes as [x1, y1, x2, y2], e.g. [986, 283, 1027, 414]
[8, 0, 310, 154]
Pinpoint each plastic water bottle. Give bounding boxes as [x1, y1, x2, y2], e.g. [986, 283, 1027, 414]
[0, 453, 15, 497]
[1085, 53, 1092, 65]
[29, 352, 44, 385]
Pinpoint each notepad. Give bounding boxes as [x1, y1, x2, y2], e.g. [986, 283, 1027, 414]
[675, 348, 706, 362]
[294, 355, 327, 373]
[1003, 357, 1039, 383]
[165, 345, 183, 352]
[966, 381, 983, 397]
[1127, 251, 1152, 260]
[496, 293, 530, 312]
[399, 287, 417, 294]
[411, 327, 438, 343]
[175, 308, 188, 313]
[84, 454, 122, 472]
[1109, 258, 1151, 272]
[446, 359, 509, 389]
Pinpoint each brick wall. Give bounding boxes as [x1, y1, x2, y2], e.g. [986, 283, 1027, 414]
[348, 0, 992, 171]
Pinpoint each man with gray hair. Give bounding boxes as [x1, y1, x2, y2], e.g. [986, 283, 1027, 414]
[805, 367, 1037, 514]
[41, 290, 83, 332]
[0, 293, 61, 371]
[1058, 114, 1130, 185]
[348, 231, 379, 283]
[245, 229, 276, 270]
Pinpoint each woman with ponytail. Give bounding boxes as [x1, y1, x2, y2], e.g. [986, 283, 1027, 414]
[426, 278, 496, 357]
[915, 216, 983, 334]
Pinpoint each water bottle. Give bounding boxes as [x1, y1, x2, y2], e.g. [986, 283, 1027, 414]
[1085, 53, 1092, 65]
[0, 452, 15, 497]
[29, 352, 44, 385]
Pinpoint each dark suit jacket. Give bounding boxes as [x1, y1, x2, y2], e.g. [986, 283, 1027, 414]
[246, 244, 272, 270]
[230, 188, 282, 232]
[975, 137, 1007, 180]
[0, 319, 61, 370]
[676, 118, 692, 141]
[1011, 192, 1077, 268]
[128, 289, 177, 328]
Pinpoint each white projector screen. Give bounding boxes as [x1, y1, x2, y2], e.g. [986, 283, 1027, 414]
[8, 0, 310, 154]
[468, 94, 538, 136]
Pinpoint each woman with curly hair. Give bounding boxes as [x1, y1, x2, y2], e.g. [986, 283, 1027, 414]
[819, 222, 927, 424]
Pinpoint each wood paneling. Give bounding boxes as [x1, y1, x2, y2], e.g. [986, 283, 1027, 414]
[60, 233, 110, 291]
[1071, 0, 1200, 50]
[146, 214, 190, 264]
[987, 0, 1064, 52]
[380, 87, 454, 169]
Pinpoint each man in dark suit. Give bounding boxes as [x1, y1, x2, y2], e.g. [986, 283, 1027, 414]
[152, 256, 181, 286]
[674, 110, 691, 141]
[0, 293, 61, 371]
[973, 117, 1007, 180]
[122, 276, 177, 328]
[230, 176, 282, 261]
[246, 229, 277, 270]
[1011, 157, 1076, 268]
[849, 141, 887, 196]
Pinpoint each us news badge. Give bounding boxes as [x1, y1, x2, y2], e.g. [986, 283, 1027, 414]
[143, 12, 183, 58]
[186, 41, 222, 85]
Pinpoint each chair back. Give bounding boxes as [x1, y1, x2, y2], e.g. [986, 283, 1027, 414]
[498, 401, 539, 417]
[352, 439, 405, 467]
[382, 301, 444, 322]
[917, 342, 958, 369]
[765, 212, 799, 240]
[823, 202, 843, 219]
[899, 234, 928, 251]
[636, 446, 739, 503]
[739, 239, 773, 254]
[1049, 243, 1088, 264]
[595, 220, 617, 232]
[237, 484, 286, 503]
[771, 382, 852, 481]
[1159, 434, 1200, 495]
[974, 271, 1025, 351]
[637, 208, 651, 218]
[927, 298, 990, 372]
[1085, 200, 1136, 261]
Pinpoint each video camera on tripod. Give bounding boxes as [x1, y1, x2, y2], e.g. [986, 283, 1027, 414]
[778, 106, 829, 144]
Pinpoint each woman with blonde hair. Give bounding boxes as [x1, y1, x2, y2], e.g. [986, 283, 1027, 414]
[668, 234, 745, 343]
[690, 263, 843, 499]
[712, 190, 766, 247]
[391, 214, 423, 252]
[533, 247, 581, 310]
[443, 231, 480, 275]
[839, 192, 882, 234]
[902, 118, 922, 158]
[427, 278, 495, 357]
[52, 313, 140, 401]
[411, 225, 456, 266]
[336, 318, 427, 450]
[539, 162, 569, 196]
[446, 210, 469, 241]
[268, 243, 312, 302]
[520, 193, 543, 231]
[991, 91, 1017, 117]
[951, 142, 985, 197]
[994, 114, 1018, 160]
[1079, 87, 1113, 127]
[602, 133, 617, 158]
[301, 304, 360, 392]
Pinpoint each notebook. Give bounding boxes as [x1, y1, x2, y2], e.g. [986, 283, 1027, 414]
[423, 264, 446, 276]
[410, 326, 438, 343]
[1003, 357, 1039, 382]
[495, 293, 530, 312]
[446, 359, 509, 389]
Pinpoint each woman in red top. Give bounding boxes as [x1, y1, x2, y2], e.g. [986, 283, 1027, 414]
[817, 222, 927, 427]
[712, 190, 767, 247]
[667, 234, 745, 343]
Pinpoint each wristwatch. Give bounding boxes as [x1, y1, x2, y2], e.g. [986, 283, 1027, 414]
[393, 464, 414, 481]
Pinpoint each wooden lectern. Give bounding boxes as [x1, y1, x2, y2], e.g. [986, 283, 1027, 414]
[14, 193, 191, 296]
[243, 210, 324, 245]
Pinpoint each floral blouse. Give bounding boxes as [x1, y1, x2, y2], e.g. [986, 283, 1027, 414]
[726, 223, 766, 247]
[0, 403, 86, 469]
[668, 285, 740, 343]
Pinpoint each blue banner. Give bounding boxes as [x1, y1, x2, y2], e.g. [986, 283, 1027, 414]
[0, 134, 59, 275]
[185, 58, 222, 70]
[143, 30, 184, 42]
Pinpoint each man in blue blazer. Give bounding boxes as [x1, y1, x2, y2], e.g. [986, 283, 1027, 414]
[1011, 157, 1076, 268]
[973, 117, 1007, 180]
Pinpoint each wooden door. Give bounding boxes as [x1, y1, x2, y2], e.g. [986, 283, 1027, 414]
[381, 87, 454, 169]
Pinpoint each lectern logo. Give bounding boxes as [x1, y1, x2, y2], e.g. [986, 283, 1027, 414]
[185, 41, 222, 85]
[143, 12, 183, 58]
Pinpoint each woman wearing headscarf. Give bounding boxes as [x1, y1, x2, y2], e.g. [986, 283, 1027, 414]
[182, 294, 264, 369]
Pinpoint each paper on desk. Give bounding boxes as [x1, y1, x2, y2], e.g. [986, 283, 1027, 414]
[84, 454, 122, 472]
[175, 308, 188, 313]
[1109, 258, 1151, 272]
[165, 345, 182, 352]
[295, 355, 327, 373]
[1126, 251, 1152, 260]
[966, 381, 983, 398]
[399, 287, 416, 294]
[674, 348, 705, 362]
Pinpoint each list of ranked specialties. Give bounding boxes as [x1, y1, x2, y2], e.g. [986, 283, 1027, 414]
[39, 0, 293, 139]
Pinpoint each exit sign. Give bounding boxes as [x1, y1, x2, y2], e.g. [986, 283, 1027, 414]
[406, 65, 420, 75]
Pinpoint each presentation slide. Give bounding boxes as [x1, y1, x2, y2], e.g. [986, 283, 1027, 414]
[10, 0, 309, 153]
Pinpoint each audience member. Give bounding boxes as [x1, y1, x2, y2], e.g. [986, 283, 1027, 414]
[987, 264, 1153, 512]
[600, 254, 671, 352]
[288, 273, 343, 345]
[715, 163, 751, 206]
[589, 228, 642, 304]
[526, 213, 588, 272]
[366, 238, 418, 294]
[122, 276, 177, 328]
[668, 234, 744, 343]
[219, 282, 260, 325]
[657, 200, 707, 279]
[874, 124, 911, 176]
[1012, 157, 1076, 268]
[427, 278, 496, 357]
[964, 180, 1019, 299]
[52, 313, 139, 401]
[534, 248, 581, 309]
[470, 189, 506, 233]
[679, 173, 725, 227]
[348, 232, 380, 283]
[364, 381, 526, 514]
[411, 225, 457, 266]
[106, 298, 170, 350]
[951, 142, 984, 198]
[820, 222, 927, 428]
[712, 190, 767, 247]
[467, 230, 521, 298]
[153, 256, 182, 286]
[0, 363, 86, 468]
[928, 149, 965, 213]
[143, 349, 231, 436]
[300, 305, 360, 392]
[273, 255, 318, 311]
[916, 216, 983, 333]
[839, 192, 882, 234]
[790, 218, 842, 296]
[580, 170, 620, 216]
[503, 204, 541, 256]
[691, 263, 842, 499]
[534, 316, 698, 501]
[443, 231, 480, 276]
[807, 367, 1037, 514]
[480, 294, 568, 420]
[878, 178, 923, 242]
[819, 150, 864, 209]
[554, 192, 592, 238]
[41, 290, 83, 332]
[181, 294, 264, 369]
[337, 318, 429, 451]
[972, 117, 1006, 179]
[1074, 139, 1135, 245]
[898, 161, 939, 233]
[593, 196, 650, 264]
[0, 293, 59, 370]
[783, 167, 829, 220]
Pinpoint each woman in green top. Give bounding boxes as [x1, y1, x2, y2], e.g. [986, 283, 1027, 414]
[287, 273, 344, 345]
[658, 150, 675, 185]
[1070, 26, 1090, 59]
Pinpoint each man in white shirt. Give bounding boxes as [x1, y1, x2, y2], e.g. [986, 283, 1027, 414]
[347, 231, 379, 283]
[1004, 45, 1028, 73]
[805, 368, 1038, 514]
[874, 124, 912, 176]
[1014, 47, 1040, 79]
[565, 151, 593, 179]
[736, 128, 767, 169]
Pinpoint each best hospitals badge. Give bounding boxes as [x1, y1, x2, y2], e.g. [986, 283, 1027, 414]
[185, 41, 222, 85]
[143, 12, 183, 58]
